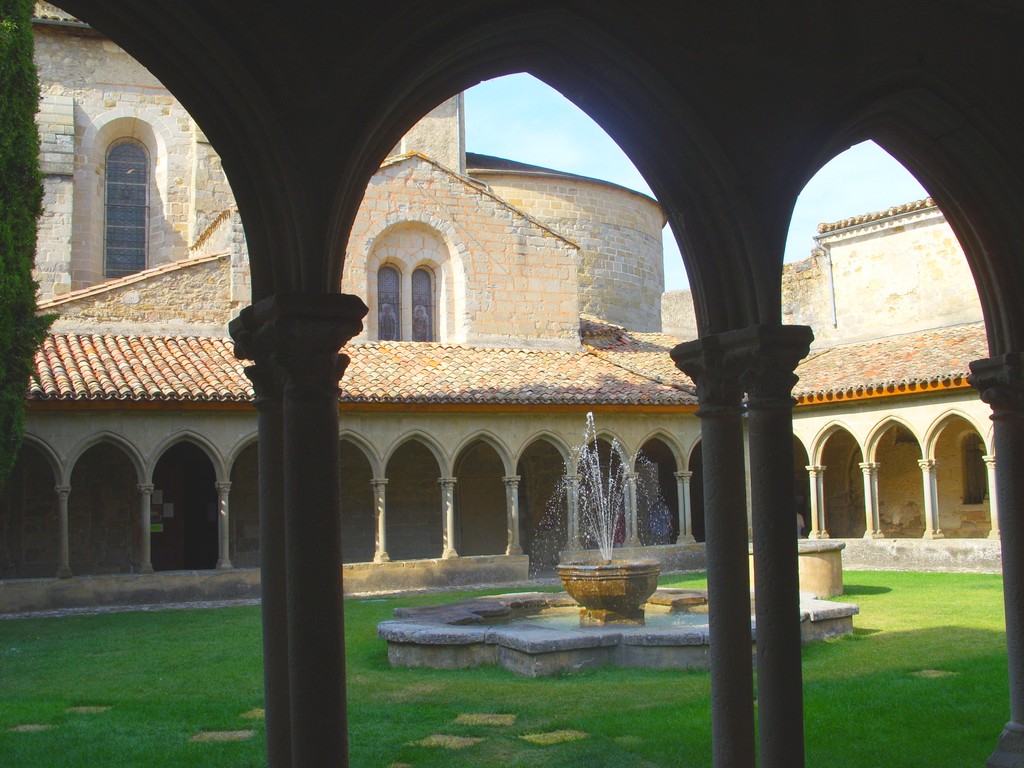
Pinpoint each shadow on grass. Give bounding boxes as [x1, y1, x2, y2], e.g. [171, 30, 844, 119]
[842, 583, 892, 596]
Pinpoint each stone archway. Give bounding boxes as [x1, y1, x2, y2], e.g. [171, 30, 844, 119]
[384, 440, 442, 561]
[453, 440, 506, 556]
[0, 443, 58, 578]
[820, 429, 865, 538]
[339, 439, 375, 563]
[932, 417, 991, 538]
[635, 437, 678, 545]
[229, 442, 260, 567]
[875, 424, 925, 538]
[68, 442, 139, 575]
[516, 438, 566, 575]
[151, 442, 218, 571]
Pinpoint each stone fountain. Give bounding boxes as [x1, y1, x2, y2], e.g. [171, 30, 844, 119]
[556, 413, 661, 625]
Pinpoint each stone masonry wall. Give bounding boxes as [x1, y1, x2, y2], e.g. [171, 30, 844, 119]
[343, 157, 581, 347]
[473, 170, 665, 332]
[45, 255, 232, 334]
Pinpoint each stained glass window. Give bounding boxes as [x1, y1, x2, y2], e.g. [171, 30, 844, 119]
[411, 268, 433, 342]
[104, 141, 148, 277]
[377, 266, 401, 341]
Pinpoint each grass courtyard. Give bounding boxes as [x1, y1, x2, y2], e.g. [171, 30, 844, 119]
[0, 570, 1008, 767]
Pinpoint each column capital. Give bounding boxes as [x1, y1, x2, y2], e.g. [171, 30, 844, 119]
[215, 481, 232, 494]
[370, 477, 389, 489]
[502, 475, 521, 486]
[969, 353, 1024, 418]
[230, 292, 368, 401]
[918, 458, 938, 471]
[672, 324, 813, 411]
[858, 461, 879, 472]
[438, 476, 457, 488]
[674, 470, 693, 481]
[55, 483, 71, 497]
[138, 483, 155, 494]
[805, 464, 825, 474]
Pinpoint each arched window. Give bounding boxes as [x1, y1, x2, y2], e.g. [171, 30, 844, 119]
[104, 140, 148, 277]
[962, 432, 987, 504]
[377, 266, 401, 341]
[411, 267, 434, 342]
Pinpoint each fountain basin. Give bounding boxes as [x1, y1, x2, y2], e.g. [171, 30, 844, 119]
[378, 589, 858, 677]
[557, 559, 661, 625]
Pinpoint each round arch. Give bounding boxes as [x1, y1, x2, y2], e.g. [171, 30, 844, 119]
[514, 431, 571, 467]
[20, 433, 64, 485]
[451, 431, 514, 477]
[383, 431, 451, 477]
[66, 431, 146, 486]
[924, 409, 992, 458]
[810, 421, 866, 466]
[865, 417, 923, 463]
[339, 431, 384, 478]
[148, 431, 228, 482]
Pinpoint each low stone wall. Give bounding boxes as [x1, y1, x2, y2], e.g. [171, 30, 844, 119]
[0, 555, 531, 614]
[838, 537, 1001, 574]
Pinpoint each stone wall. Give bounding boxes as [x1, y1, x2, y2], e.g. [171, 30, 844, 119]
[472, 169, 665, 333]
[392, 95, 465, 173]
[343, 157, 582, 347]
[44, 254, 232, 334]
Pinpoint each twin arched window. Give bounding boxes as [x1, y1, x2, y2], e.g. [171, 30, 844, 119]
[377, 266, 434, 341]
[104, 140, 148, 278]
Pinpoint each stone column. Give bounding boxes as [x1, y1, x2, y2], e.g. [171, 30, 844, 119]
[624, 470, 641, 547]
[805, 465, 827, 539]
[567, 471, 581, 551]
[984, 454, 1000, 540]
[674, 470, 694, 542]
[231, 292, 367, 768]
[439, 477, 458, 558]
[969, 352, 1024, 766]
[215, 481, 233, 569]
[740, 324, 813, 768]
[55, 484, 72, 579]
[918, 459, 944, 539]
[503, 475, 523, 555]
[860, 462, 883, 538]
[371, 479, 390, 563]
[673, 331, 758, 768]
[137, 483, 154, 574]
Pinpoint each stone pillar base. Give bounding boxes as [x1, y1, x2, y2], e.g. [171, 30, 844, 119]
[56, 566, 73, 580]
[216, 560, 234, 570]
[987, 721, 1024, 768]
[139, 564, 154, 575]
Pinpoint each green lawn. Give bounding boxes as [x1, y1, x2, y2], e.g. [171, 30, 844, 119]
[0, 571, 1008, 767]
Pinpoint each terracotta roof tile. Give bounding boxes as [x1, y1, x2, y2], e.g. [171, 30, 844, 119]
[794, 322, 986, 402]
[816, 197, 936, 234]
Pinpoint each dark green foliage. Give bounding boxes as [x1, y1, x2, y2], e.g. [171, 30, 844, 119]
[0, 0, 53, 486]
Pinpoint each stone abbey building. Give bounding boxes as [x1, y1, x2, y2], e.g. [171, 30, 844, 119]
[0, 6, 1000, 599]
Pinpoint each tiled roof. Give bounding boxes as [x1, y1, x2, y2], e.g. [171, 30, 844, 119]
[817, 197, 937, 234]
[794, 322, 986, 403]
[27, 322, 988, 408]
[31, 334, 252, 402]
[29, 330, 697, 407]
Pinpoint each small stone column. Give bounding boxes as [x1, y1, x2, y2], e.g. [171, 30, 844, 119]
[918, 459, 944, 539]
[984, 454, 1000, 540]
[231, 291, 367, 768]
[674, 470, 694, 543]
[805, 465, 827, 539]
[371, 479, 389, 563]
[439, 477, 458, 558]
[673, 331, 761, 768]
[624, 470, 641, 547]
[215, 481, 233, 569]
[55, 484, 72, 579]
[859, 462, 883, 538]
[567, 473, 581, 550]
[503, 475, 523, 555]
[137, 483, 154, 574]
[969, 352, 1024, 766]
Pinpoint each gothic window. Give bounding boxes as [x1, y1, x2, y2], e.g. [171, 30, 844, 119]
[377, 266, 401, 341]
[411, 267, 434, 342]
[104, 140, 149, 278]
[962, 432, 987, 504]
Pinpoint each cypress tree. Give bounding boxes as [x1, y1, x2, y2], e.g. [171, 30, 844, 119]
[0, 0, 53, 486]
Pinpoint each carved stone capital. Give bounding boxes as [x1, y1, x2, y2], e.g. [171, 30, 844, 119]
[671, 324, 813, 412]
[969, 353, 1024, 418]
[230, 292, 368, 402]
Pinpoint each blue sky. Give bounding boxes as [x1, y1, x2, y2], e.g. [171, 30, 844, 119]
[465, 74, 929, 292]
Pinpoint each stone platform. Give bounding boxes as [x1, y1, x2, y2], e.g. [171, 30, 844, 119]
[378, 589, 858, 677]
